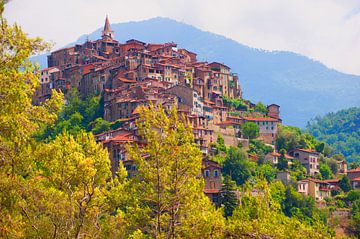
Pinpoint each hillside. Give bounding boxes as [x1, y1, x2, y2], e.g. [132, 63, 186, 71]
[31, 17, 360, 127]
[307, 107, 360, 163]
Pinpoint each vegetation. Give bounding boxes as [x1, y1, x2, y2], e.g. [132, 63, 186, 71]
[241, 122, 260, 139]
[220, 176, 239, 217]
[254, 101, 268, 114]
[222, 147, 256, 185]
[307, 107, 360, 163]
[0, 3, 351, 237]
[222, 96, 248, 111]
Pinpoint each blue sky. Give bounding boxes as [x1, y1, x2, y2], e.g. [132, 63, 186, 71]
[4, 0, 360, 75]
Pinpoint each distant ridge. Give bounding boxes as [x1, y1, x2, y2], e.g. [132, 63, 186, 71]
[30, 17, 360, 127]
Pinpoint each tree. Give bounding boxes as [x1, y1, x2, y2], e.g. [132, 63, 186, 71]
[319, 162, 333, 180]
[220, 176, 238, 217]
[223, 147, 256, 185]
[125, 105, 224, 238]
[259, 162, 278, 183]
[241, 122, 259, 140]
[0, 4, 63, 236]
[277, 149, 288, 170]
[91, 117, 111, 134]
[215, 134, 227, 153]
[339, 175, 352, 192]
[254, 101, 268, 114]
[29, 131, 113, 238]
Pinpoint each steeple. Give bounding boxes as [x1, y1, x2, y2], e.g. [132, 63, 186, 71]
[102, 15, 115, 41]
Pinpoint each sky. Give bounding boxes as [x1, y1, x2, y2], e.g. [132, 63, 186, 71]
[4, 0, 360, 75]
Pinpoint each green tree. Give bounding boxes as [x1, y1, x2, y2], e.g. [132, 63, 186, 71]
[259, 162, 278, 183]
[254, 101, 268, 114]
[277, 149, 288, 170]
[339, 175, 352, 192]
[220, 176, 238, 217]
[223, 147, 256, 185]
[126, 105, 224, 238]
[319, 162, 333, 180]
[241, 122, 260, 139]
[91, 117, 111, 134]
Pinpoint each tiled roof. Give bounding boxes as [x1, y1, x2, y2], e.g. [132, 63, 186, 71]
[244, 117, 278, 122]
[348, 167, 360, 173]
[351, 176, 360, 182]
[118, 77, 136, 83]
[204, 189, 220, 194]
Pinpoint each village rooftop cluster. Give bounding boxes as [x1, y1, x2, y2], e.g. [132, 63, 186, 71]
[33, 16, 360, 204]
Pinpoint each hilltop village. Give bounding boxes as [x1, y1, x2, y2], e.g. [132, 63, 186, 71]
[33, 17, 360, 205]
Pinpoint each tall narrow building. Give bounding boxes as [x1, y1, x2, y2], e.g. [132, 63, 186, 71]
[102, 15, 115, 41]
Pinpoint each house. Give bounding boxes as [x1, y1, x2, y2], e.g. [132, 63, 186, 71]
[277, 171, 291, 184]
[298, 178, 331, 201]
[337, 160, 347, 174]
[347, 167, 360, 181]
[202, 159, 222, 204]
[243, 117, 279, 145]
[289, 149, 320, 176]
[267, 104, 280, 120]
[264, 152, 293, 165]
[165, 85, 204, 116]
[351, 177, 360, 189]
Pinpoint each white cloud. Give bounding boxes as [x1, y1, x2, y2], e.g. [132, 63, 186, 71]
[3, 0, 360, 75]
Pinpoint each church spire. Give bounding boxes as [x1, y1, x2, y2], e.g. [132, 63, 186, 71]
[102, 15, 115, 40]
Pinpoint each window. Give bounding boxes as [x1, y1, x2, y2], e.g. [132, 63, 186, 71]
[214, 170, 219, 177]
[204, 170, 210, 177]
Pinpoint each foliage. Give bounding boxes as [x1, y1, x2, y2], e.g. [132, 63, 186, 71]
[319, 162, 334, 180]
[226, 181, 334, 238]
[254, 101, 268, 114]
[248, 139, 273, 159]
[215, 134, 227, 153]
[222, 147, 256, 185]
[339, 175, 352, 192]
[276, 125, 322, 152]
[0, 6, 64, 237]
[277, 150, 289, 171]
[222, 96, 248, 111]
[241, 122, 260, 139]
[258, 162, 278, 183]
[91, 117, 112, 134]
[220, 176, 239, 217]
[125, 104, 224, 238]
[38, 88, 107, 139]
[307, 107, 360, 163]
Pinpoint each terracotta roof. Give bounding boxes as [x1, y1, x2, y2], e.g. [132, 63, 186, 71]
[103, 133, 134, 144]
[291, 148, 319, 155]
[299, 178, 328, 184]
[118, 77, 136, 83]
[323, 179, 340, 183]
[348, 167, 360, 173]
[351, 176, 360, 182]
[269, 152, 293, 159]
[204, 189, 220, 194]
[244, 117, 278, 122]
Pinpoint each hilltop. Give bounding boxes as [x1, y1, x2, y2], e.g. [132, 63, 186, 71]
[31, 17, 360, 127]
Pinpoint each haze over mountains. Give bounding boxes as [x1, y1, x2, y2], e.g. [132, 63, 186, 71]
[31, 17, 360, 127]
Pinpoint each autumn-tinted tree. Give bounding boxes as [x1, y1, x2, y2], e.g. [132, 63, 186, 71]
[126, 105, 224, 238]
[0, 3, 63, 236]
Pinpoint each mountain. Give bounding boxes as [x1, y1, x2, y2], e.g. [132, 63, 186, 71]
[30, 17, 360, 127]
[307, 107, 360, 163]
